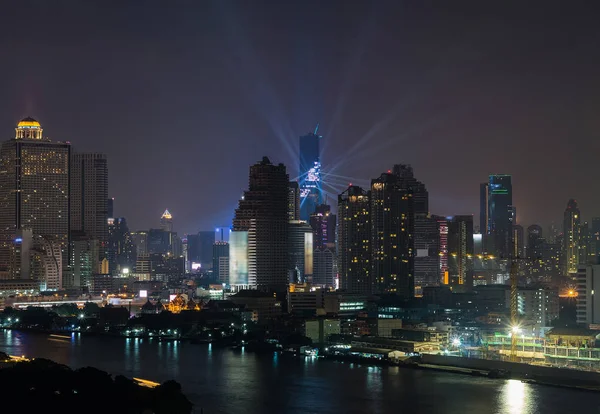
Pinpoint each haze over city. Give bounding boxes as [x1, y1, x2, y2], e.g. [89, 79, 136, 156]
[1, 1, 599, 232]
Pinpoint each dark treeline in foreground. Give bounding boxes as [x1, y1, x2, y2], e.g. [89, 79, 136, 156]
[0, 357, 193, 413]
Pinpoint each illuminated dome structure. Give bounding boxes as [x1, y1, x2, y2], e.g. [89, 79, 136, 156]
[15, 117, 43, 139]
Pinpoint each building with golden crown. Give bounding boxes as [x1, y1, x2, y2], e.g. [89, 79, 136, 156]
[0, 117, 70, 289]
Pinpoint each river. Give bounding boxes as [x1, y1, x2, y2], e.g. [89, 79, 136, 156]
[1, 330, 598, 413]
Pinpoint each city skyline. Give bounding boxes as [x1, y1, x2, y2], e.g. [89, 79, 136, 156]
[2, 2, 599, 232]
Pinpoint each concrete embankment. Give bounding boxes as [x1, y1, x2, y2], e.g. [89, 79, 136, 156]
[419, 354, 600, 391]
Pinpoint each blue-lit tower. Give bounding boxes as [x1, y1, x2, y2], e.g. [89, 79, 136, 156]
[299, 125, 322, 221]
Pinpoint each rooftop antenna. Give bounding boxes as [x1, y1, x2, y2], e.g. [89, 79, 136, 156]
[314, 123, 319, 135]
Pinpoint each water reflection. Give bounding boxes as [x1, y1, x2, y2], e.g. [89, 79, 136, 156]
[501, 379, 530, 414]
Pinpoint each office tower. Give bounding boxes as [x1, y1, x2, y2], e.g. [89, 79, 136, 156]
[231, 157, 289, 291]
[131, 231, 148, 256]
[107, 198, 114, 220]
[447, 215, 474, 288]
[9, 229, 33, 279]
[187, 231, 215, 268]
[527, 225, 544, 259]
[392, 164, 428, 215]
[213, 241, 229, 284]
[299, 126, 321, 220]
[512, 224, 524, 258]
[229, 230, 249, 287]
[579, 221, 590, 265]
[414, 215, 441, 290]
[479, 182, 489, 251]
[483, 174, 512, 258]
[309, 204, 336, 250]
[338, 185, 371, 294]
[371, 172, 414, 299]
[313, 248, 335, 288]
[437, 217, 449, 283]
[0, 118, 70, 280]
[30, 235, 63, 291]
[147, 228, 171, 255]
[68, 233, 100, 289]
[108, 217, 135, 274]
[288, 181, 300, 221]
[563, 199, 581, 275]
[160, 209, 173, 232]
[576, 265, 600, 325]
[591, 218, 600, 263]
[288, 220, 314, 284]
[70, 153, 108, 248]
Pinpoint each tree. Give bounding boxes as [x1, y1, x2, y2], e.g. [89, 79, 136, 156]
[83, 302, 101, 317]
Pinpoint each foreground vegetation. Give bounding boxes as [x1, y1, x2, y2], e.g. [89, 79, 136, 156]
[0, 358, 193, 413]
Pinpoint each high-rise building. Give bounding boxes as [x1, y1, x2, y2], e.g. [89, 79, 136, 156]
[527, 225, 544, 259]
[338, 186, 371, 294]
[131, 231, 148, 256]
[563, 199, 581, 275]
[483, 175, 512, 258]
[30, 235, 63, 291]
[414, 215, 441, 291]
[299, 126, 321, 220]
[232, 157, 289, 291]
[392, 164, 428, 215]
[70, 153, 108, 250]
[447, 215, 474, 288]
[371, 172, 414, 298]
[107, 197, 114, 220]
[187, 231, 215, 269]
[590, 217, 600, 264]
[68, 233, 100, 289]
[288, 220, 313, 284]
[160, 209, 173, 232]
[108, 217, 135, 274]
[479, 182, 489, 249]
[309, 204, 336, 250]
[512, 224, 524, 258]
[313, 248, 335, 288]
[0, 118, 70, 279]
[576, 264, 600, 325]
[212, 241, 229, 284]
[579, 221, 590, 265]
[288, 181, 300, 221]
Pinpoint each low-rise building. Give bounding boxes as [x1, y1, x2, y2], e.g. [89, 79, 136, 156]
[305, 319, 341, 344]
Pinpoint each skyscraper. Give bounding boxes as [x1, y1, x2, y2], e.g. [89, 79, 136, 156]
[309, 204, 336, 250]
[484, 174, 512, 258]
[371, 172, 415, 299]
[187, 231, 215, 269]
[338, 186, 371, 294]
[299, 126, 321, 220]
[288, 220, 313, 284]
[231, 157, 289, 291]
[579, 221, 590, 265]
[213, 241, 229, 284]
[70, 153, 108, 256]
[527, 225, 544, 259]
[563, 199, 580, 275]
[590, 217, 600, 264]
[108, 217, 135, 274]
[288, 181, 300, 221]
[160, 209, 173, 232]
[447, 215, 474, 288]
[0, 118, 70, 284]
[512, 224, 524, 258]
[414, 215, 441, 290]
[479, 182, 489, 249]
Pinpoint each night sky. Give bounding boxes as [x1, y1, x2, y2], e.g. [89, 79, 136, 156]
[1, 1, 599, 233]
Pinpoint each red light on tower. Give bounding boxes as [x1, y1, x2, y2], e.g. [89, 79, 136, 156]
[387, 170, 391, 173]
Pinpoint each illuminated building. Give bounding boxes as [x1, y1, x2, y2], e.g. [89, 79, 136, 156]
[482, 174, 513, 258]
[512, 224, 524, 258]
[107, 197, 114, 220]
[527, 225, 543, 259]
[232, 157, 289, 291]
[30, 235, 63, 291]
[212, 241, 229, 284]
[563, 199, 581, 274]
[370, 172, 414, 299]
[338, 185, 371, 294]
[229, 231, 249, 287]
[0, 117, 70, 280]
[187, 231, 215, 269]
[131, 231, 148, 256]
[579, 221, 590, 265]
[392, 164, 428, 215]
[70, 153, 108, 252]
[313, 247, 335, 288]
[438, 217, 449, 284]
[591, 217, 600, 263]
[299, 126, 322, 220]
[160, 209, 173, 232]
[447, 215, 474, 288]
[108, 217, 135, 274]
[517, 287, 559, 327]
[576, 265, 600, 325]
[414, 215, 441, 291]
[288, 220, 313, 284]
[479, 182, 489, 251]
[309, 204, 336, 250]
[288, 181, 300, 221]
[67, 233, 100, 289]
